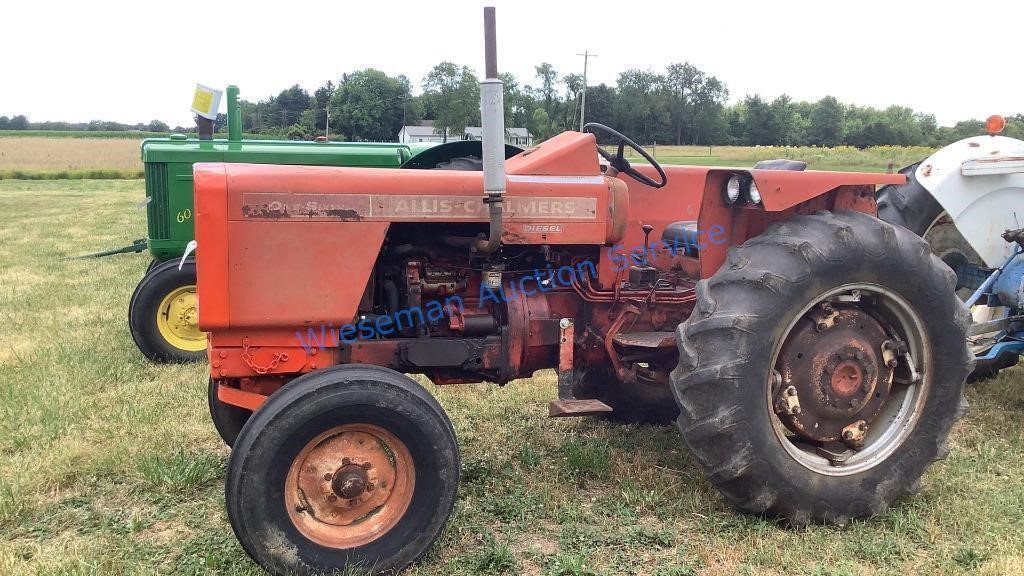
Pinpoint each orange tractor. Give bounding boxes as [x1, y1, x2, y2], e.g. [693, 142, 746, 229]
[193, 9, 973, 575]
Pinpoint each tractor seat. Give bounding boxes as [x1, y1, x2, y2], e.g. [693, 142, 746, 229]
[662, 220, 700, 257]
[753, 159, 807, 171]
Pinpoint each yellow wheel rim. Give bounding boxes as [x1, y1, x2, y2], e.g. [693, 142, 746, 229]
[155, 285, 206, 352]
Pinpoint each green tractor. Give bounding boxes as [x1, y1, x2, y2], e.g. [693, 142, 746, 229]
[102, 86, 437, 362]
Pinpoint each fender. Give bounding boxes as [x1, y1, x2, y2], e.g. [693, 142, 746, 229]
[915, 135, 1024, 267]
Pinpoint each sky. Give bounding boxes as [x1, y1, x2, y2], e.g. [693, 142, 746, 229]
[3, 0, 1022, 128]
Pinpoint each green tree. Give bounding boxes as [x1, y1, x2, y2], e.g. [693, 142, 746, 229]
[9, 115, 29, 130]
[741, 95, 774, 145]
[534, 63, 560, 136]
[582, 84, 616, 129]
[312, 80, 335, 135]
[613, 69, 667, 144]
[422, 62, 479, 142]
[273, 84, 312, 128]
[808, 96, 844, 146]
[562, 73, 583, 129]
[332, 69, 413, 141]
[0, 116, 9, 129]
[146, 119, 169, 132]
[531, 108, 551, 140]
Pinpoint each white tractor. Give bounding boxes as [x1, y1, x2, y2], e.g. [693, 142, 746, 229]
[877, 116, 1024, 378]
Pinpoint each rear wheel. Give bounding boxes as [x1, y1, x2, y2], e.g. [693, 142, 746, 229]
[208, 378, 251, 447]
[129, 259, 205, 362]
[671, 210, 973, 525]
[226, 365, 459, 575]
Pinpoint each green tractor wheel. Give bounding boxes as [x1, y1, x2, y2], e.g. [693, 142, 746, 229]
[129, 259, 206, 363]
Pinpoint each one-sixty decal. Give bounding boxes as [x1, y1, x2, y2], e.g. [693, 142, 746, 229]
[240, 193, 598, 221]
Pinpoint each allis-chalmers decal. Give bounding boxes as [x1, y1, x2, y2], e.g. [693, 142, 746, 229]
[240, 193, 597, 221]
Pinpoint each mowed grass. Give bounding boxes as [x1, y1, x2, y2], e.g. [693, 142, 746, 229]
[616, 145, 934, 173]
[1, 179, 1023, 576]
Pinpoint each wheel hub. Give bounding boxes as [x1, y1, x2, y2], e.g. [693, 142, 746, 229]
[775, 307, 894, 443]
[155, 285, 205, 350]
[331, 463, 370, 499]
[285, 424, 414, 549]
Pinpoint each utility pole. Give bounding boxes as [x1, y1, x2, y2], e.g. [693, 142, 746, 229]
[577, 50, 598, 131]
[325, 105, 330, 139]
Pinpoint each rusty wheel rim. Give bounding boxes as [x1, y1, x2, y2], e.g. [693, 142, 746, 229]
[767, 284, 930, 476]
[285, 423, 415, 548]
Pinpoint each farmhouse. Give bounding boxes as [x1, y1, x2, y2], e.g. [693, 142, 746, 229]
[397, 120, 533, 146]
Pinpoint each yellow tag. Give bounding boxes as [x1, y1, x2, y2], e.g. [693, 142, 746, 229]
[192, 89, 213, 115]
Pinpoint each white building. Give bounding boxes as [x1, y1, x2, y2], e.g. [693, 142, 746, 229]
[397, 121, 533, 147]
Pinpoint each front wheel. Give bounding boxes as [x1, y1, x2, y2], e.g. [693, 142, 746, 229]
[129, 259, 205, 362]
[226, 365, 459, 575]
[671, 210, 974, 525]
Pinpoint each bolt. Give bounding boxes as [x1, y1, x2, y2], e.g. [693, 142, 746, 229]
[219, 350, 227, 359]
[362, 462, 372, 470]
[792, 406, 802, 415]
[323, 473, 332, 481]
[887, 359, 898, 368]
[849, 400, 857, 408]
[366, 483, 375, 492]
[349, 499, 359, 506]
[294, 505, 305, 513]
[843, 430, 854, 440]
[786, 387, 797, 397]
[328, 494, 338, 502]
[858, 422, 867, 431]
[817, 322, 828, 331]
[854, 350, 865, 361]
[342, 457, 351, 465]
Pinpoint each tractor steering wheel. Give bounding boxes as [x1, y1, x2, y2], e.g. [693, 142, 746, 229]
[583, 123, 667, 189]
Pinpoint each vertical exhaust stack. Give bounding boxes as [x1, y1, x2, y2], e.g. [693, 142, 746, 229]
[475, 6, 505, 253]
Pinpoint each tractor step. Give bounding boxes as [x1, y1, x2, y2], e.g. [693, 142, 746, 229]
[548, 399, 613, 418]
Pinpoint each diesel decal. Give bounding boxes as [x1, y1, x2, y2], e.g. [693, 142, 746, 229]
[523, 224, 563, 233]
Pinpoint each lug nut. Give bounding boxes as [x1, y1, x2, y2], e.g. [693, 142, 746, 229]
[342, 457, 351, 465]
[323, 473, 332, 481]
[816, 322, 828, 331]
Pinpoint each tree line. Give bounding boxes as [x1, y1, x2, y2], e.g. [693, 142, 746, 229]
[5, 60, 1022, 147]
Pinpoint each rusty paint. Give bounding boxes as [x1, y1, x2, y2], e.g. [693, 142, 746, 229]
[285, 423, 414, 549]
[217, 383, 268, 411]
[775, 307, 893, 443]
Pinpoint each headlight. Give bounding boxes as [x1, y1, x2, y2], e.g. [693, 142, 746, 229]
[748, 179, 762, 204]
[724, 175, 742, 204]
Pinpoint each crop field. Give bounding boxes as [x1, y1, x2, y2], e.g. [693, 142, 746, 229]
[0, 179, 1023, 575]
[0, 138, 143, 178]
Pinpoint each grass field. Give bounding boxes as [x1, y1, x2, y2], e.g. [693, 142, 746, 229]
[0, 179, 1023, 575]
[0, 136, 932, 180]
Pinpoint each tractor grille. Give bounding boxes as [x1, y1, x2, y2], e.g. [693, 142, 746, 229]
[145, 163, 169, 240]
